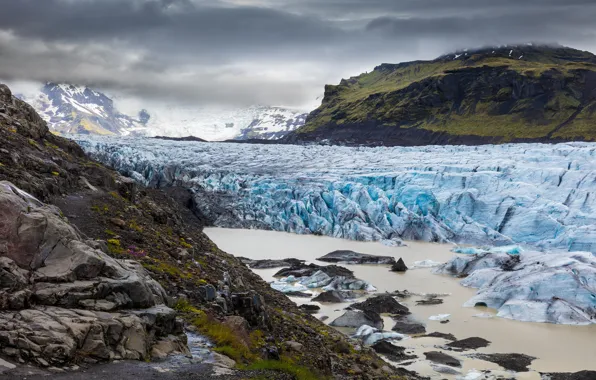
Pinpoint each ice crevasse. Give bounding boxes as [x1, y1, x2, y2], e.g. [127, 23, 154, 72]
[76, 137, 596, 253]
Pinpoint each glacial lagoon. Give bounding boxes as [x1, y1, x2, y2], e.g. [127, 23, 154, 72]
[206, 227, 596, 379]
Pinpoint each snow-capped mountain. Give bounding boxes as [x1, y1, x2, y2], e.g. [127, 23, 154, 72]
[145, 105, 308, 141]
[15, 82, 308, 140]
[17, 83, 149, 136]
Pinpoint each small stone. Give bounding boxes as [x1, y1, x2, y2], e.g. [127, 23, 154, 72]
[350, 365, 363, 375]
[283, 341, 303, 352]
[109, 218, 126, 228]
[211, 352, 236, 369]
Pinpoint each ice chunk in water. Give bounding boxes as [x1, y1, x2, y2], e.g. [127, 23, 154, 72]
[429, 314, 451, 321]
[437, 250, 596, 325]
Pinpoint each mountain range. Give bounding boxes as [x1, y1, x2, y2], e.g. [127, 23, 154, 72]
[15, 83, 308, 141]
[287, 44, 596, 146]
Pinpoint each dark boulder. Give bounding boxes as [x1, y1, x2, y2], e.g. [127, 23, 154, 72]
[541, 371, 596, 380]
[246, 258, 305, 269]
[391, 258, 408, 272]
[391, 321, 426, 335]
[312, 290, 361, 303]
[351, 295, 410, 316]
[424, 351, 461, 367]
[317, 250, 396, 265]
[446, 337, 491, 351]
[471, 353, 536, 372]
[285, 291, 313, 298]
[416, 298, 443, 306]
[298, 304, 320, 314]
[371, 341, 417, 362]
[423, 332, 457, 341]
[275, 263, 354, 278]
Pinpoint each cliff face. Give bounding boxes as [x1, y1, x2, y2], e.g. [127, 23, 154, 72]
[288, 45, 596, 146]
[0, 83, 402, 379]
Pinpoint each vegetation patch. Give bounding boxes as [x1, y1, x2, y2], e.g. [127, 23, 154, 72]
[244, 360, 321, 380]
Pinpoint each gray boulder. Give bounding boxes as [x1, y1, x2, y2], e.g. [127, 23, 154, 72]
[330, 310, 383, 329]
[391, 321, 426, 334]
[0, 182, 187, 366]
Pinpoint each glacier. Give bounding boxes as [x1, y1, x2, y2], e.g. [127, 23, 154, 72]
[75, 137, 596, 253]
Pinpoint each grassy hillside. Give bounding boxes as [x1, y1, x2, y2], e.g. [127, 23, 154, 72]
[291, 45, 596, 145]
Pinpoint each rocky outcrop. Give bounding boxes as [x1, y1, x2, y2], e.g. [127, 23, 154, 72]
[0, 181, 186, 366]
[287, 45, 596, 146]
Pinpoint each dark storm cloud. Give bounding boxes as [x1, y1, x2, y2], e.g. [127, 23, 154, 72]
[0, 0, 595, 107]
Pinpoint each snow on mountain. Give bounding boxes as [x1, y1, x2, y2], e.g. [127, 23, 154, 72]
[76, 137, 596, 254]
[144, 105, 308, 141]
[14, 82, 308, 140]
[17, 83, 149, 136]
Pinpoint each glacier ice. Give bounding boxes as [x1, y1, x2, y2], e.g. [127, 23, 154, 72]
[75, 137, 596, 252]
[353, 325, 406, 346]
[269, 270, 374, 294]
[452, 245, 523, 255]
[434, 250, 596, 324]
[429, 314, 451, 321]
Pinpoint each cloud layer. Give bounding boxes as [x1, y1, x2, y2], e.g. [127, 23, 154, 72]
[1, 0, 595, 108]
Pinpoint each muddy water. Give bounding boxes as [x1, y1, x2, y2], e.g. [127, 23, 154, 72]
[205, 228, 596, 378]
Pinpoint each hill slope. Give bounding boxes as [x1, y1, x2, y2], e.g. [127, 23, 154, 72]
[0, 83, 403, 379]
[287, 44, 596, 146]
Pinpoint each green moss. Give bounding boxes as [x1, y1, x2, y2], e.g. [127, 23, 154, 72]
[107, 239, 124, 255]
[551, 105, 596, 140]
[129, 220, 143, 232]
[179, 238, 193, 249]
[105, 229, 117, 236]
[173, 298, 202, 314]
[43, 141, 60, 150]
[142, 260, 192, 279]
[27, 139, 40, 149]
[192, 312, 257, 362]
[243, 360, 321, 380]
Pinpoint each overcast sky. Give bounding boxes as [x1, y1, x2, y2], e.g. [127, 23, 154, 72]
[1, 0, 596, 110]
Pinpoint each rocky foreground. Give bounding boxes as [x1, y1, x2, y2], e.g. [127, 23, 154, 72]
[0, 83, 406, 379]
